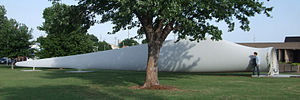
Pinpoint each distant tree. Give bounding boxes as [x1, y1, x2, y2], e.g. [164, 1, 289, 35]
[37, 3, 94, 58]
[54, 0, 273, 88]
[88, 34, 100, 51]
[118, 38, 139, 48]
[0, 5, 33, 59]
[87, 34, 112, 51]
[88, 34, 99, 44]
[141, 39, 148, 44]
[0, 5, 6, 21]
[98, 41, 112, 51]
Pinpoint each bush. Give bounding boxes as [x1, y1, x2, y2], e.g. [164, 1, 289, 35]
[291, 63, 300, 66]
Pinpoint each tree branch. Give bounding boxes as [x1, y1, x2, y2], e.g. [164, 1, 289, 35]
[160, 20, 175, 41]
[154, 18, 165, 33]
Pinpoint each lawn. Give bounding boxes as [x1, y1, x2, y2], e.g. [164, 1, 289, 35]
[0, 65, 299, 100]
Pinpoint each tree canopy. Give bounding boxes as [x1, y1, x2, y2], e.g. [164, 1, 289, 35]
[56, 0, 273, 88]
[37, 3, 95, 58]
[98, 41, 112, 51]
[88, 34, 99, 44]
[0, 5, 33, 58]
[87, 34, 112, 51]
[78, 0, 272, 41]
[141, 39, 148, 44]
[118, 38, 139, 48]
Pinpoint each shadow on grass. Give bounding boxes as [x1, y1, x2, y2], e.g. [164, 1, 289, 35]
[162, 72, 252, 77]
[42, 69, 147, 86]
[40, 69, 252, 87]
[0, 85, 164, 100]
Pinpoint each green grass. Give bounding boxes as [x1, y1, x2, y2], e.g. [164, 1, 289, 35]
[0, 65, 300, 100]
[292, 63, 300, 66]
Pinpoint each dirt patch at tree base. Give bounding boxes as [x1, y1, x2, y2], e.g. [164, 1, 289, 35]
[129, 85, 181, 91]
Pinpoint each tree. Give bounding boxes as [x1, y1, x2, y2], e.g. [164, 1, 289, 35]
[118, 38, 139, 48]
[0, 5, 33, 59]
[88, 34, 100, 51]
[88, 34, 112, 51]
[88, 34, 99, 44]
[37, 3, 95, 58]
[73, 0, 272, 88]
[98, 41, 112, 51]
[141, 39, 148, 44]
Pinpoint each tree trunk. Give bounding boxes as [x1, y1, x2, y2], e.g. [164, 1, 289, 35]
[11, 59, 14, 70]
[143, 40, 162, 88]
[138, 16, 172, 88]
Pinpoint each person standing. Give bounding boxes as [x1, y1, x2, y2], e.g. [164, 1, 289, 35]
[252, 52, 260, 76]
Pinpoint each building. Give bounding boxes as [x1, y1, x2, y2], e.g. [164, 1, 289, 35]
[238, 36, 300, 63]
[109, 44, 119, 49]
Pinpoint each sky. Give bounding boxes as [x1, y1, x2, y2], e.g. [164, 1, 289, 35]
[0, 0, 299, 45]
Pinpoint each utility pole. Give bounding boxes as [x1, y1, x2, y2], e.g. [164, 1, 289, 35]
[123, 42, 125, 48]
[99, 34, 102, 41]
[253, 33, 256, 43]
[6, 32, 8, 66]
[104, 45, 106, 51]
[114, 37, 117, 46]
[11, 59, 14, 70]
[128, 30, 130, 39]
[173, 33, 176, 40]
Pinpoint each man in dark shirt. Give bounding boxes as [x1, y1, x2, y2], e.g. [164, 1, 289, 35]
[252, 52, 260, 76]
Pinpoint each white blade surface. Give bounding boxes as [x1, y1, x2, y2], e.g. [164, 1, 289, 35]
[16, 40, 279, 75]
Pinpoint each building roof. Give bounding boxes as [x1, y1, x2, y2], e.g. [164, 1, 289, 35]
[285, 36, 300, 42]
[238, 42, 300, 50]
[109, 44, 119, 49]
